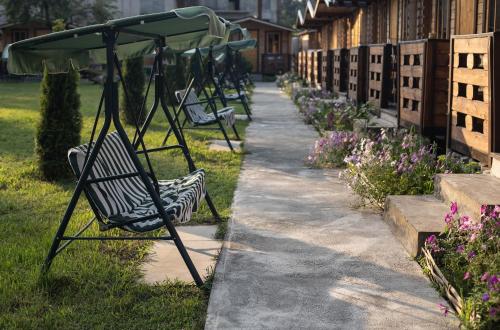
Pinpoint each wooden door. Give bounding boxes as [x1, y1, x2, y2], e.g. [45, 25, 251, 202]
[242, 29, 259, 73]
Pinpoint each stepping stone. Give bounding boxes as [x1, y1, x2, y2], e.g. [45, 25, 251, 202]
[140, 225, 221, 284]
[235, 114, 250, 121]
[208, 139, 242, 152]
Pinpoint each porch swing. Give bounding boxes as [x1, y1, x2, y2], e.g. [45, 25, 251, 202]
[201, 38, 256, 122]
[167, 47, 241, 151]
[161, 33, 256, 150]
[8, 6, 229, 286]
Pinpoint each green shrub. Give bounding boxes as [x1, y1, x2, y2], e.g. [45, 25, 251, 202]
[120, 57, 145, 125]
[36, 65, 82, 180]
[165, 53, 188, 105]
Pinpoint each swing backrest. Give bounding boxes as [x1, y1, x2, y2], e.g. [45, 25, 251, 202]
[175, 89, 208, 124]
[68, 132, 149, 218]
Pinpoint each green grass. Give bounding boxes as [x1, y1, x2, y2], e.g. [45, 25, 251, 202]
[0, 80, 248, 328]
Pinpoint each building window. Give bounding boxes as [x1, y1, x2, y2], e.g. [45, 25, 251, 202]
[12, 30, 29, 42]
[266, 32, 280, 54]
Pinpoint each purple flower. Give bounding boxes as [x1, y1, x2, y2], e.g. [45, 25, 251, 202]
[463, 271, 471, 280]
[438, 303, 449, 317]
[490, 307, 498, 317]
[482, 293, 490, 301]
[467, 251, 476, 260]
[456, 245, 465, 253]
[450, 201, 458, 215]
[487, 275, 499, 291]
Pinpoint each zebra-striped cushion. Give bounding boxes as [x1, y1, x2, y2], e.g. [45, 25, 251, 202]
[176, 89, 236, 127]
[67, 132, 205, 232]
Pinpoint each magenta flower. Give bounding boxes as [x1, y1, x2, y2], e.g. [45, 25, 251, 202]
[444, 213, 453, 225]
[467, 251, 477, 260]
[463, 271, 471, 280]
[481, 272, 490, 282]
[482, 293, 490, 301]
[456, 245, 465, 253]
[450, 201, 458, 215]
[438, 303, 449, 317]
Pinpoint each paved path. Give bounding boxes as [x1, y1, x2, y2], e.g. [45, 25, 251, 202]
[206, 83, 457, 329]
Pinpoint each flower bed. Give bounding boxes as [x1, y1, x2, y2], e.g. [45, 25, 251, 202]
[422, 203, 499, 329]
[339, 129, 480, 208]
[307, 131, 359, 168]
[295, 94, 372, 132]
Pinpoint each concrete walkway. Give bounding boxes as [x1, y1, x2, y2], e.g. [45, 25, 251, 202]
[206, 83, 457, 329]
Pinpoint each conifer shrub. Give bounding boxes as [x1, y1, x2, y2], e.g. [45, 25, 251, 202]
[120, 57, 146, 125]
[36, 65, 82, 180]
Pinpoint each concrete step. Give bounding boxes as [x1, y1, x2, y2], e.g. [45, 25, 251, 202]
[491, 153, 500, 179]
[384, 195, 449, 257]
[435, 173, 500, 220]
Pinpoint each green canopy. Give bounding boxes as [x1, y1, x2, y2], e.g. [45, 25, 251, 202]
[8, 6, 226, 74]
[182, 39, 256, 60]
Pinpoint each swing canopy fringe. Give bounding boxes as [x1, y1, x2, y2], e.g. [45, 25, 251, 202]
[8, 6, 228, 74]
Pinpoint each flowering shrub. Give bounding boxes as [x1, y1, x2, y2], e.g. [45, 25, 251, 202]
[340, 129, 480, 207]
[307, 131, 359, 168]
[276, 72, 301, 93]
[424, 203, 499, 329]
[296, 94, 372, 131]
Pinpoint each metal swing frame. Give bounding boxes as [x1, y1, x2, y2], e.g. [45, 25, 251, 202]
[215, 48, 252, 120]
[43, 31, 221, 287]
[162, 48, 241, 151]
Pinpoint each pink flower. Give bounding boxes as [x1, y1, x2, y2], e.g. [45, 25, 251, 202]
[438, 303, 449, 317]
[481, 272, 490, 282]
[456, 245, 465, 253]
[463, 271, 471, 280]
[444, 213, 453, 225]
[450, 201, 458, 215]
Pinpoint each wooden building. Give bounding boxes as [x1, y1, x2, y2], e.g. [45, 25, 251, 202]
[233, 17, 293, 75]
[296, 0, 500, 165]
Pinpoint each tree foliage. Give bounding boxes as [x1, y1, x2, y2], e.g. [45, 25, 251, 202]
[120, 57, 146, 126]
[278, 0, 303, 28]
[36, 64, 82, 180]
[0, 0, 117, 26]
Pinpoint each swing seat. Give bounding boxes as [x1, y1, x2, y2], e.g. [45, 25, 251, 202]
[176, 89, 236, 127]
[68, 132, 206, 233]
[224, 93, 245, 101]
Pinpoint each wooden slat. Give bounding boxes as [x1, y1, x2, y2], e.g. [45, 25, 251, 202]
[453, 36, 490, 53]
[451, 96, 489, 118]
[453, 68, 489, 85]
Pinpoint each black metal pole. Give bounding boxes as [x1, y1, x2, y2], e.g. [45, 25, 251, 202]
[108, 34, 204, 287]
[41, 30, 115, 274]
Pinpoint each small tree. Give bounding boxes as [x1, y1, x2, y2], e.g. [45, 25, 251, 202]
[36, 64, 82, 180]
[120, 57, 146, 125]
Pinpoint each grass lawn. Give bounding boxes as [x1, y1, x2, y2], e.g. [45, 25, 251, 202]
[0, 80, 249, 328]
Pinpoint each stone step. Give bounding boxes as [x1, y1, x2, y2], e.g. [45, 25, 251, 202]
[435, 173, 500, 220]
[383, 195, 449, 257]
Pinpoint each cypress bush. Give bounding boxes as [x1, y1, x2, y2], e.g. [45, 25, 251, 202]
[165, 53, 187, 105]
[120, 57, 145, 125]
[36, 65, 82, 180]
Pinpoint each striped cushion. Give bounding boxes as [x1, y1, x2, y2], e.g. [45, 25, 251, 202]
[68, 132, 205, 232]
[224, 91, 246, 101]
[176, 89, 236, 127]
